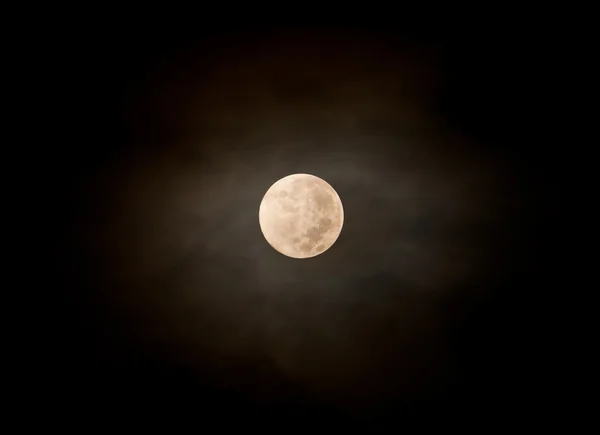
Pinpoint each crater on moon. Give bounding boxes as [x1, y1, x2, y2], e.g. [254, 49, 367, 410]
[259, 173, 344, 259]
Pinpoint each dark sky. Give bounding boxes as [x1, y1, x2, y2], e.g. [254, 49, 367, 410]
[40, 24, 556, 428]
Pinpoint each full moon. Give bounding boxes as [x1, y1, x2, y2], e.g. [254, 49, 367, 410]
[259, 174, 344, 259]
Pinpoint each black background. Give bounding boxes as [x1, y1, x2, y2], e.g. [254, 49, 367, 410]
[36, 20, 559, 429]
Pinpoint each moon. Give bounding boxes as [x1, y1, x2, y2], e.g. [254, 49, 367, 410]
[259, 174, 344, 259]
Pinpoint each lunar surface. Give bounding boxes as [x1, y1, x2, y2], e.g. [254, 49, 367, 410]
[259, 174, 344, 258]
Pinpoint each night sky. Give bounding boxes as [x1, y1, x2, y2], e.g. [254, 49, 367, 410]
[41, 24, 555, 428]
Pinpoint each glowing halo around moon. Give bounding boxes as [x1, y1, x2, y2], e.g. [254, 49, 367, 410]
[259, 174, 344, 259]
